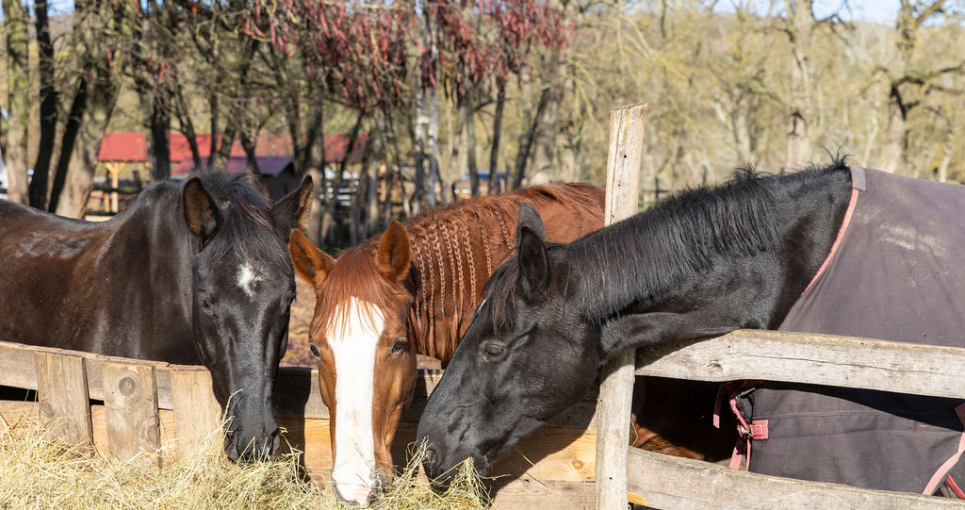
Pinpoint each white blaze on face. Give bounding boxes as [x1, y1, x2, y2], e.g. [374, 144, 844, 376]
[236, 263, 264, 298]
[328, 297, 384, 507]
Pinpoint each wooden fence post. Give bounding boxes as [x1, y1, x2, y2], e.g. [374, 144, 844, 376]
[596, 103, 647, 510]
[170, 368, 223, 457]
[34, 352, 93, 450]
[102, 362, 161, 465]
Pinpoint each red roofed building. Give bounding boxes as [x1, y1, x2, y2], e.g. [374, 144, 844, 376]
[99, 132, 366, 168]
[96, 132, 368, 201]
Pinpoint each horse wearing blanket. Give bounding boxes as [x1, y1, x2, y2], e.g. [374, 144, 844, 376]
[417, 160, 965, 497]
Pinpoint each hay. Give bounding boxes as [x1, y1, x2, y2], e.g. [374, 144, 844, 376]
[0, 417, 488, 510]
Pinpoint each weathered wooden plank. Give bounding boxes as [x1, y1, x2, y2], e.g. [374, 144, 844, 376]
[277, 416, 597, 483]
[597, 102, 648, 510]
[0, 340, 176, 408]
[169, 368, 222, 456]
[0, 400, 39, 425]
[0, 341, 43, 389]
[34, 352, 93, 449]
[627, 447, 965, 510]
[101, 363, 161, 465]
[635, 329, 965, 399]
[491, 480, 596, 510]
[91, 406, 176, 460]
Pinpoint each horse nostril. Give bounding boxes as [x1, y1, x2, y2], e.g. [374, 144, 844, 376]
[424, 446, 439, 473]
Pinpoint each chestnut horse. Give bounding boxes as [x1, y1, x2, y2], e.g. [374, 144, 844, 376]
[0, 173, 312, 461]
[287, 184, 605, 505]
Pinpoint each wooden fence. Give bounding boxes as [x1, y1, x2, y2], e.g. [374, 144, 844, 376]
[0, 339, 601, 509]
[595, 101, 965, 509]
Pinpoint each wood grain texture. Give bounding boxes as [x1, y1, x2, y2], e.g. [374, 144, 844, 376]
[276, 417, 597, 484]
[170, 368, 222, 456]
[0, 400, 39, 425]
[0, 341, 597, 427]
[635, 329, 965, 399]
[101, 363, 161, 465]
[597, 102, 648, 510]
[34, 352, 93, 449]
[490, 480, 596, 510]
[627, 447, 965, 510]
[91, 406, 176, 460]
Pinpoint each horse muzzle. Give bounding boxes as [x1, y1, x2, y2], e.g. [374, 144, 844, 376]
[224, 421, 280, 462]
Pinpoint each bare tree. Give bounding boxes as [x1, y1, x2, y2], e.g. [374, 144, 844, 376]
[2, 0, 30, 205]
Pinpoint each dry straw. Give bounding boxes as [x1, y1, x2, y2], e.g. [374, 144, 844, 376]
[0, 414, 488, 510]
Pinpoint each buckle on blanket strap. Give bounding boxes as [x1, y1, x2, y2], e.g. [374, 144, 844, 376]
[714, 381, 767, 471]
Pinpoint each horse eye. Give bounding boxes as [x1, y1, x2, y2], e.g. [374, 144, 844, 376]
[390, 338, 407, 355]
[199, 298, 214, 315]
[481, 342, 507, 361]
[309, 341, 320, 357]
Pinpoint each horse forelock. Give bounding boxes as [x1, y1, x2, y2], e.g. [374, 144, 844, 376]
[311, 247, 411, 342]
[201, 174, 288, 273]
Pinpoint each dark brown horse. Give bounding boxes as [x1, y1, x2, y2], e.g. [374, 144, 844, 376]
[0, 172, 312, 461]
[287, 184, 605, 506]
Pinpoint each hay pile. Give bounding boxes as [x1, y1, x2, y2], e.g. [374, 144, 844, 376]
[0, 417, 488, 510]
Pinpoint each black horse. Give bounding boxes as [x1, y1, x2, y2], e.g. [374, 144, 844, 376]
[417, 159, 965, 494]
[0, 173, 313, 461]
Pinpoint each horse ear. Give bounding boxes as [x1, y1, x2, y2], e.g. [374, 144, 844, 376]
[517, 224, 549, 297]
[288, 229, 334, 285]
[376, 220, 411, 281]
[270, 176, 314, 236]
[182, 177, 223, 242]
[516, 202, 546, 244]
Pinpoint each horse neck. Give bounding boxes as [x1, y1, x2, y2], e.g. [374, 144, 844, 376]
[105, 190, 198, 354]
[565, 167, 852, 324]
[405, 212, 513, 363]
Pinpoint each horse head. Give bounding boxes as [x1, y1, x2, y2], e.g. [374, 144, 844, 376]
[416, 203, 604, 486]
[288, 221, 417, 506]
[182, 175, 313, 462]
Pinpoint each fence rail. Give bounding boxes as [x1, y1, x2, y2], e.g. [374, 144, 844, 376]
[622, 329, 965, 509]
[0, 339, 599, 509]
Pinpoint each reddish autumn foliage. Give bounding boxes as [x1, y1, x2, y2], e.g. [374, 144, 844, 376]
[424, 0, 571, 95]
[248, 0, 571, 104]
[246, 0, 412, 109]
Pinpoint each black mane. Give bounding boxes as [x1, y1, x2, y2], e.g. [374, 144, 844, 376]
[485, 158, 851, 331]
[199, 172, 288, 270]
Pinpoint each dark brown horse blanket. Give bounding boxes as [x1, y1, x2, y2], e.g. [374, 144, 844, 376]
[732, 167, 965, 495]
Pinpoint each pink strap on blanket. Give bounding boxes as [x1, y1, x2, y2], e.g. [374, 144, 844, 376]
[923, 403, 965, 496]
[801, 187, 860, 296]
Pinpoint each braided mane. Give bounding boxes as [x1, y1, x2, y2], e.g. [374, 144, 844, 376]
[310, 183, 604, 362]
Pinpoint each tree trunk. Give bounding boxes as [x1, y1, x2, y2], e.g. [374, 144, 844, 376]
[732, 105, 753, 166]
[427, 84, 441, 207]
[304, 101, 326, 245]
[350, 120, 379, 246]
[488, 79, 506, 195]
[149, 101, 171, 181]
[208, 90, 219, 168]
[512, 86, 551, 189]
[783, 0, 814, 170]
[52, 67, 118, 218]
[239, 131, 260, 177]
[880, 87, 905, 174]
[412, 88, 427, 213]
[210, 124, 236, 172]
[174, 77, 202, 169]
[447, 91, 470, 200]
[383, 113, 405, 223]
[324, 110, 365, 245]
[532, 54, 565, 182]
[3, 0, 30, 205]
[466, 99, 479, 197]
